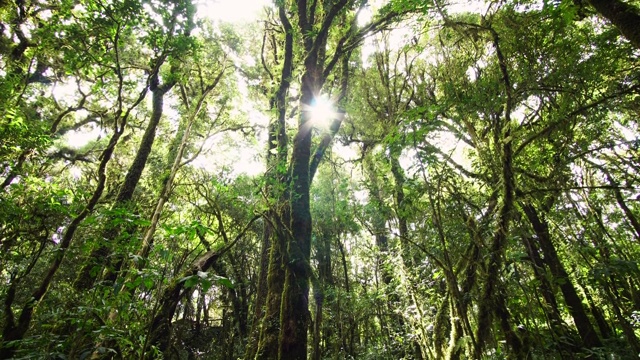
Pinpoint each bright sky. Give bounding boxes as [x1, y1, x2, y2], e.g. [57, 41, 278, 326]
[196, 0, 271, 23]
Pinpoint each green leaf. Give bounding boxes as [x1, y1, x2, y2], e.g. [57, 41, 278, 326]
[201, 279, 212, 293]
[143, 278, 154, 290]
[181, 275, 199, 289]
[215, 276, 234, 289]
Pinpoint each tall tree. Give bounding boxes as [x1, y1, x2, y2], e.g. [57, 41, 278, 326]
[252, 1, 409, 358]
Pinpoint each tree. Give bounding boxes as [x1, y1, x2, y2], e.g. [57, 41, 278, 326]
[251, 1, 410, 358]
[72, 0, 195, 292]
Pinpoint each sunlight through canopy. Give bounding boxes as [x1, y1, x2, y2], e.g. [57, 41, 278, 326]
[308, 95, 336, 129]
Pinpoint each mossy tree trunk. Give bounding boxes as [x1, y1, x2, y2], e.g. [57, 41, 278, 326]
[250, 0, 405, 357]
[73, 71, 175, 292]
[473, 28, 525, 359]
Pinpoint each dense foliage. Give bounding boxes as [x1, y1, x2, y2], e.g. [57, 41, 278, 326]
[1, 0, 639, 359]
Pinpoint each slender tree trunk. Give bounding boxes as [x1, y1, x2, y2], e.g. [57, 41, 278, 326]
[581, 283, 612, 340]
[226, 252, 250, 339]
[136, 84, 214, 262]
[521, 235, 567, 338]
[495, 287, 528, 359]
[601, 280, 640, 353]
[245, 217, 271, 359]
[73, 75, 174, 291]
[312, 231, 333, 360]
[364, 154, 408, 355]
[521, 203, 602, 349]
[388, 148, 428, 358]
[213, 260, 246, 357]
[336, 236, 356, 358]
[389, 147, 410, 260]
[605, 172, 640, 240]
[312, 287, 324, 360]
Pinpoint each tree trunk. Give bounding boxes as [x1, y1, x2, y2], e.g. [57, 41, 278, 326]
[601, 280, 640, 354]
[73, 75, 174, 291]
[146, 216, 259, 356]
[312, 231, 333, 360]
[312, 286, 324, 360]
[388, 148, 431, 358]
[245, 216, 271, 359]
[255, 219, 287, 359]
[521, 235, 568, 339]
[277, 62, 316, 358]
[433, 293, 451, 359]
[521, 203, 602, 349]
[364, 154, 408, 354]
[136, 83, 215, 262]
[227, 252, 250, 340]
[474, 28, 526, 359]
[253, 4, 293, 357]
[581, 283, 612, 340]
[605, 172, 640, 240]
[253, 0, 395, 357]
[336, 236, 357, 358]
[587, 0, 640, 49]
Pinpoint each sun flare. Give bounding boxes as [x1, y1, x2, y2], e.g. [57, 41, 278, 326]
[308, 95, 336, 129]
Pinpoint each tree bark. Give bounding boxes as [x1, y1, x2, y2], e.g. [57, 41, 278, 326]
[521, 203, 602, 349]
[73, 73, 174, 291]
[587, 0, 640, 49]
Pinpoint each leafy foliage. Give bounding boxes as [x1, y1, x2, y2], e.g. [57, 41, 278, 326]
[1, 0, 640, 359]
